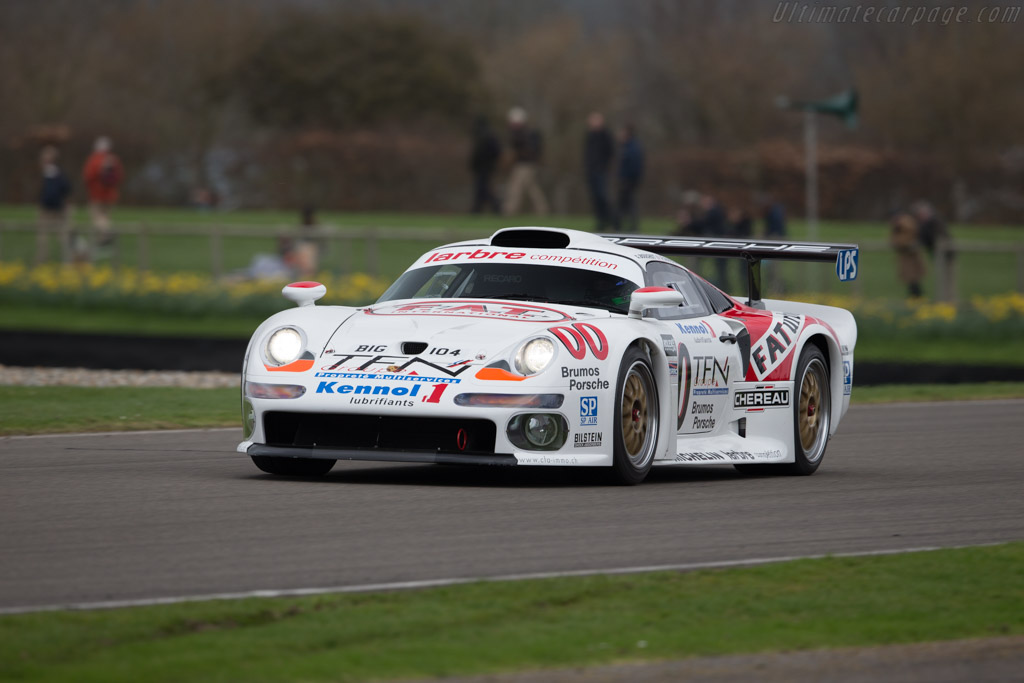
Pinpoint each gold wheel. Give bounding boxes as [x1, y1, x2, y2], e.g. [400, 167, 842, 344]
[619, 360, 658, 468]
[797, 356, 830, 464]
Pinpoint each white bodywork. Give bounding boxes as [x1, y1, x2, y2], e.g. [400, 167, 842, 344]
[238, 228, 856, 470]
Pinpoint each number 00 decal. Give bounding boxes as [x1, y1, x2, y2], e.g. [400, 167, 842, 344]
[548, 323, 609, 360]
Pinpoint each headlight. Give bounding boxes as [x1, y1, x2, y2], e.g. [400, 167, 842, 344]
[266, 327, 303, 366]
[514, 338, 555, 376]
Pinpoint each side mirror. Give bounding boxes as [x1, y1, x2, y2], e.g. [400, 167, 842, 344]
[282, 281, 326, 307]
[628, 287, 684, 319]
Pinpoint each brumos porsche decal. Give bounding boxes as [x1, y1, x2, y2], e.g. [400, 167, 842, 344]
[368, 300, 573, 323]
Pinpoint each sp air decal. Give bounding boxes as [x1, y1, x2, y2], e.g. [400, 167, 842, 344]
[749, 313, 805, 381]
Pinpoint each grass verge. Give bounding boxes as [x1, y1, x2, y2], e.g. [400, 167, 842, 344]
[1, 384, 1022, 436]
[0, 386, 238, 435]
[0, 544, 1021, 682]
[853, 382, 1024, 403]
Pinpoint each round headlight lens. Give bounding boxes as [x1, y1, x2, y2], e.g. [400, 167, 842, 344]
[266, 327, 303, 365]
[514, 338, 556, 376]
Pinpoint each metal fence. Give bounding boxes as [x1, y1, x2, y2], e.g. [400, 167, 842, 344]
[1, 221, 1022, 301]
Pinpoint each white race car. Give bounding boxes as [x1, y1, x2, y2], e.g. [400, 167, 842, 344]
[238, 227, 858, 484]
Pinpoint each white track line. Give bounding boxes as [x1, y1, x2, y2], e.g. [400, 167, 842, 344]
[1, 427, 238, 441]
[0, 542, 1007, 616]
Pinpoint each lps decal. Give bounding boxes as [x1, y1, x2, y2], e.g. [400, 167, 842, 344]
[549, 323, 609, 360]
[580, 396, 598, 426]
[750, 313, 804, 380]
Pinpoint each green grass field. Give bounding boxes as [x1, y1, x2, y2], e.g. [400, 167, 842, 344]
[2, 204, 1022, 297]
[1, 544, 1020, 682]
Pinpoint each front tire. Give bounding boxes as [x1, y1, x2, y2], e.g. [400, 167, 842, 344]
[611, 347, 660, 485]
[251, 455, 336, 476]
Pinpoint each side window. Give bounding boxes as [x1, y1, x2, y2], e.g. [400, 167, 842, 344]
[695, 276, 735, 314]
[643, 262, 711, 320]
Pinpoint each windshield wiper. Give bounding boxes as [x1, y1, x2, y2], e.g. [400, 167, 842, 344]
[484, 293, 553, 302]
[559, 298, 625, 313]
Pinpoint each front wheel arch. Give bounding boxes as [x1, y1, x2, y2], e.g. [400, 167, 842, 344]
[609, 344, 660, 485]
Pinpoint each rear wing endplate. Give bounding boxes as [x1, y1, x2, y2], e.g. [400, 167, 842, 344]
[600, 235, 859, 306]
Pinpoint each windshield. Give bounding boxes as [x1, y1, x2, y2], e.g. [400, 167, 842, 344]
[378, 264, 641, 314]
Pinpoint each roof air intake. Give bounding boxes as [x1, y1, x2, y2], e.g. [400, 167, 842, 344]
[491, 230, 570, 249]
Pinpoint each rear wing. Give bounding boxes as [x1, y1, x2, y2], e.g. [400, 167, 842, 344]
[600, 235, 859, 306]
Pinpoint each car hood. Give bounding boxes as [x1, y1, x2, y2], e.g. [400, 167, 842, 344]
[320, 298, 610, 368]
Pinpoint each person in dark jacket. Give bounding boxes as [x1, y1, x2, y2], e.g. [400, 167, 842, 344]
[503, 107, 548, 215]
[696, 193, 730, 290]
[911, 200, 950, 256]
[583, 112, 614, 230]
[36, 145, 72, 264]
[614, 124, 644, 233]
[468, 116, 501, 214]
[761, 196, 788, 292]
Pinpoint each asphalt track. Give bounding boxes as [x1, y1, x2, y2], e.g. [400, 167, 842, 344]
[1, 400, 1022, 613]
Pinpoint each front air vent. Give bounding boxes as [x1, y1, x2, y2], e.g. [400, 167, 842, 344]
[491, 229, 571, 249]
[402, 341, 428, 355]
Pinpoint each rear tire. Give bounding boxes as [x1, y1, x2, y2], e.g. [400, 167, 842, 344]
[610, 347, 659, 485]
[735, 344, 830, 476]
[251, 455, 336, 476]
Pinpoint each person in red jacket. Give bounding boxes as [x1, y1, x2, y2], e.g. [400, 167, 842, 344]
[82, 136, 123, 247]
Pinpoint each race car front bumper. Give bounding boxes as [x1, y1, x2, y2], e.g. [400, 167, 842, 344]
[246, 443, 517, 467]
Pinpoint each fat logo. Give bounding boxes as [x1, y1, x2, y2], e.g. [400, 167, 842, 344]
[750, 313, 804, 380]
[580, 396, 598, 426]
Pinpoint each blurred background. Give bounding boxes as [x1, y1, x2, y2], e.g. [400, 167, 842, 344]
[0, 0, 1022, 370]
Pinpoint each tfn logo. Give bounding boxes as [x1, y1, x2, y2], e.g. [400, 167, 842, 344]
[580, 396, 598, 426]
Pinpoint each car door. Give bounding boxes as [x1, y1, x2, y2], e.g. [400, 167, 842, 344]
[644, 261, 742, 436]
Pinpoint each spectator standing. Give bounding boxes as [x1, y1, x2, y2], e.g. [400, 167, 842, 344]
[614, 124, 644, 233]
[728, 205, 753, 290]
[890, 210, 925, 298]
[698, 193, 729, 290]
[468, 116, 501, 214]
[583, 112, 614, 230]
[36, 146, 72, 264]
[82, 136, 123, 247]
[761, 197, 788, 292]
[503, 107, 548, 216]
[762, 198, 787, 238]
[911, 200, 950, 257]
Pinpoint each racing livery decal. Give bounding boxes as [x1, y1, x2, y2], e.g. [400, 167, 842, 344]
[549, 323, 609, 360]
[676, 343, 691, 431]
[369, 300, 573, 323]
[742, 312, 806, 381]
[734, 384, 790, 412]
